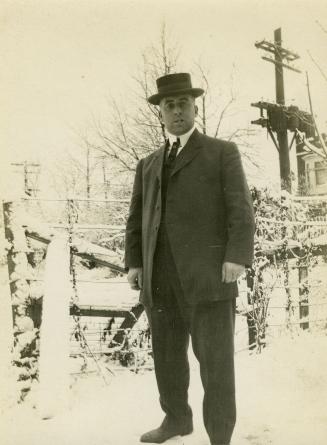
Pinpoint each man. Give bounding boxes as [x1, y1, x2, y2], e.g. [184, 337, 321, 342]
[125, 72, 255, 445]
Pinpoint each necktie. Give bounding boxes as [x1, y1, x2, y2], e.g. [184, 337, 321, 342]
[167, 138, 181, 164]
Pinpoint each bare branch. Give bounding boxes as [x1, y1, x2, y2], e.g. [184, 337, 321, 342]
[214, 96, 235, 138]
[307, 50, 327, 84]
[306, 71, 327, 157]
[315, 20, 327, 34]
[295, 130, 327, 160]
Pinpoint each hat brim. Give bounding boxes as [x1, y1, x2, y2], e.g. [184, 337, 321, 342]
[147, 87, 204, 105]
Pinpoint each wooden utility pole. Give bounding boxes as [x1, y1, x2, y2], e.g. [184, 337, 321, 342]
[253, 28, 301, 192]
[11, 161, 41, 196]
[101, 156, 110, 201]
[252, 29, 312, 331]
[274, 28, 291, 191]
[298, 265, 309, 329]
[86, 145, 91, 200]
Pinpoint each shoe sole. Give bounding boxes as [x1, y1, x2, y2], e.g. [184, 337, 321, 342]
[140, 427, 193, 443]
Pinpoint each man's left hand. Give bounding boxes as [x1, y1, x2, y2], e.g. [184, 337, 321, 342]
[222, 262, 245, 283]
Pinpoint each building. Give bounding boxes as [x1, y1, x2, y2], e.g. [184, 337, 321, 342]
[296, 134, 327, 196]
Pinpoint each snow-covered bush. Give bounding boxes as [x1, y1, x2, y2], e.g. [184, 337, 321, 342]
[246, 187, 327, 352]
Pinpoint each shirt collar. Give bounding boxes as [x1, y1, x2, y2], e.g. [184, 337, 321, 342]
[166, 125, 196, 149]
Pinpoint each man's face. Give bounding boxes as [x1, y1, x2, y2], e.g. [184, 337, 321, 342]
[159, 94, 197, 136]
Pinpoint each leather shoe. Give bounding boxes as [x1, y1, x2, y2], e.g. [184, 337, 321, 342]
[140, 417, 193, 443]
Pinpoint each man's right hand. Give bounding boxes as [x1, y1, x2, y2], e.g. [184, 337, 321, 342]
[127, 267, 143, 290]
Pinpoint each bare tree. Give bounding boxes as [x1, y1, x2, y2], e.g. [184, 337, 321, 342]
[84, 23, 260, 175]
[296, 18, 327, 162]
[47, 142, 103, 199]
[82, 24, 179, 172]
[193, 60, 260, 169]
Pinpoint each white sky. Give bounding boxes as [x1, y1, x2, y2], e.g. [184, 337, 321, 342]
[1, 0, 327, 194]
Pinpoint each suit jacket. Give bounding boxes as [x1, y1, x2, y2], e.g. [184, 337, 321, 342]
[125, 129, 255, 307]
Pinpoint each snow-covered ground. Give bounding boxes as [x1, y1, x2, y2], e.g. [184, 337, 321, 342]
[1, 331, 327, 445]
[1, 226, 327, 445]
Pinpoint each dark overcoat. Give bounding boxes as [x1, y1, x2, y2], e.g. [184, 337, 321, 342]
[125, 129, 255, 307]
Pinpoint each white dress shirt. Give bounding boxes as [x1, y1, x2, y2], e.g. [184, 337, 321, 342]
[166, 125, 196, 157]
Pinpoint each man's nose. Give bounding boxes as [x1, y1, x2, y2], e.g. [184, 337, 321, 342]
[173, 104, 182, 114]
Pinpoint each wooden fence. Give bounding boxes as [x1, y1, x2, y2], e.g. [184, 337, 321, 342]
[2, 196, 327, 407]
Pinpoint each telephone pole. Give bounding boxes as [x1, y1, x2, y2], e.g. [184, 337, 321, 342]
[252, 28, 301, 192]
[251, 29, 317, 332]
[274, 28, 291, 191]
[101, 156, 111, 205]
[86, 145, 91, 200]
[11, 161, 41, 196]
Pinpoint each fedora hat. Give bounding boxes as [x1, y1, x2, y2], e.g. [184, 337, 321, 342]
[147, 72, 204, 105]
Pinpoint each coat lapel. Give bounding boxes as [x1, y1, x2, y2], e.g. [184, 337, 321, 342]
[150, 142, 166, 184]
[146, 129, 202, 182]
[171, 129, 202, 177]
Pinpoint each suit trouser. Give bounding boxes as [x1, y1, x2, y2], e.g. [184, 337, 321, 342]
[147, 225, 236, 444]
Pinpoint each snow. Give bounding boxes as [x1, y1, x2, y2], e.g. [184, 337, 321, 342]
[2, 195, 327, 444]
[313, 233, 327, 246]
[0, 266, 15, 409]
[1, 331, 327, 445]
[23, 213, 122, 265]
[37, 235, 72, 420]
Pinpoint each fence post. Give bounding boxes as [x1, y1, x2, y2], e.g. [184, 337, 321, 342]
[298, 265, 309, 329]
[0, 249, 15, 406]
[38, 234, 71, 419]
[2, 200, 33, 330]
[246, 267, 257, 350]
[2, 200, 38, 399]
